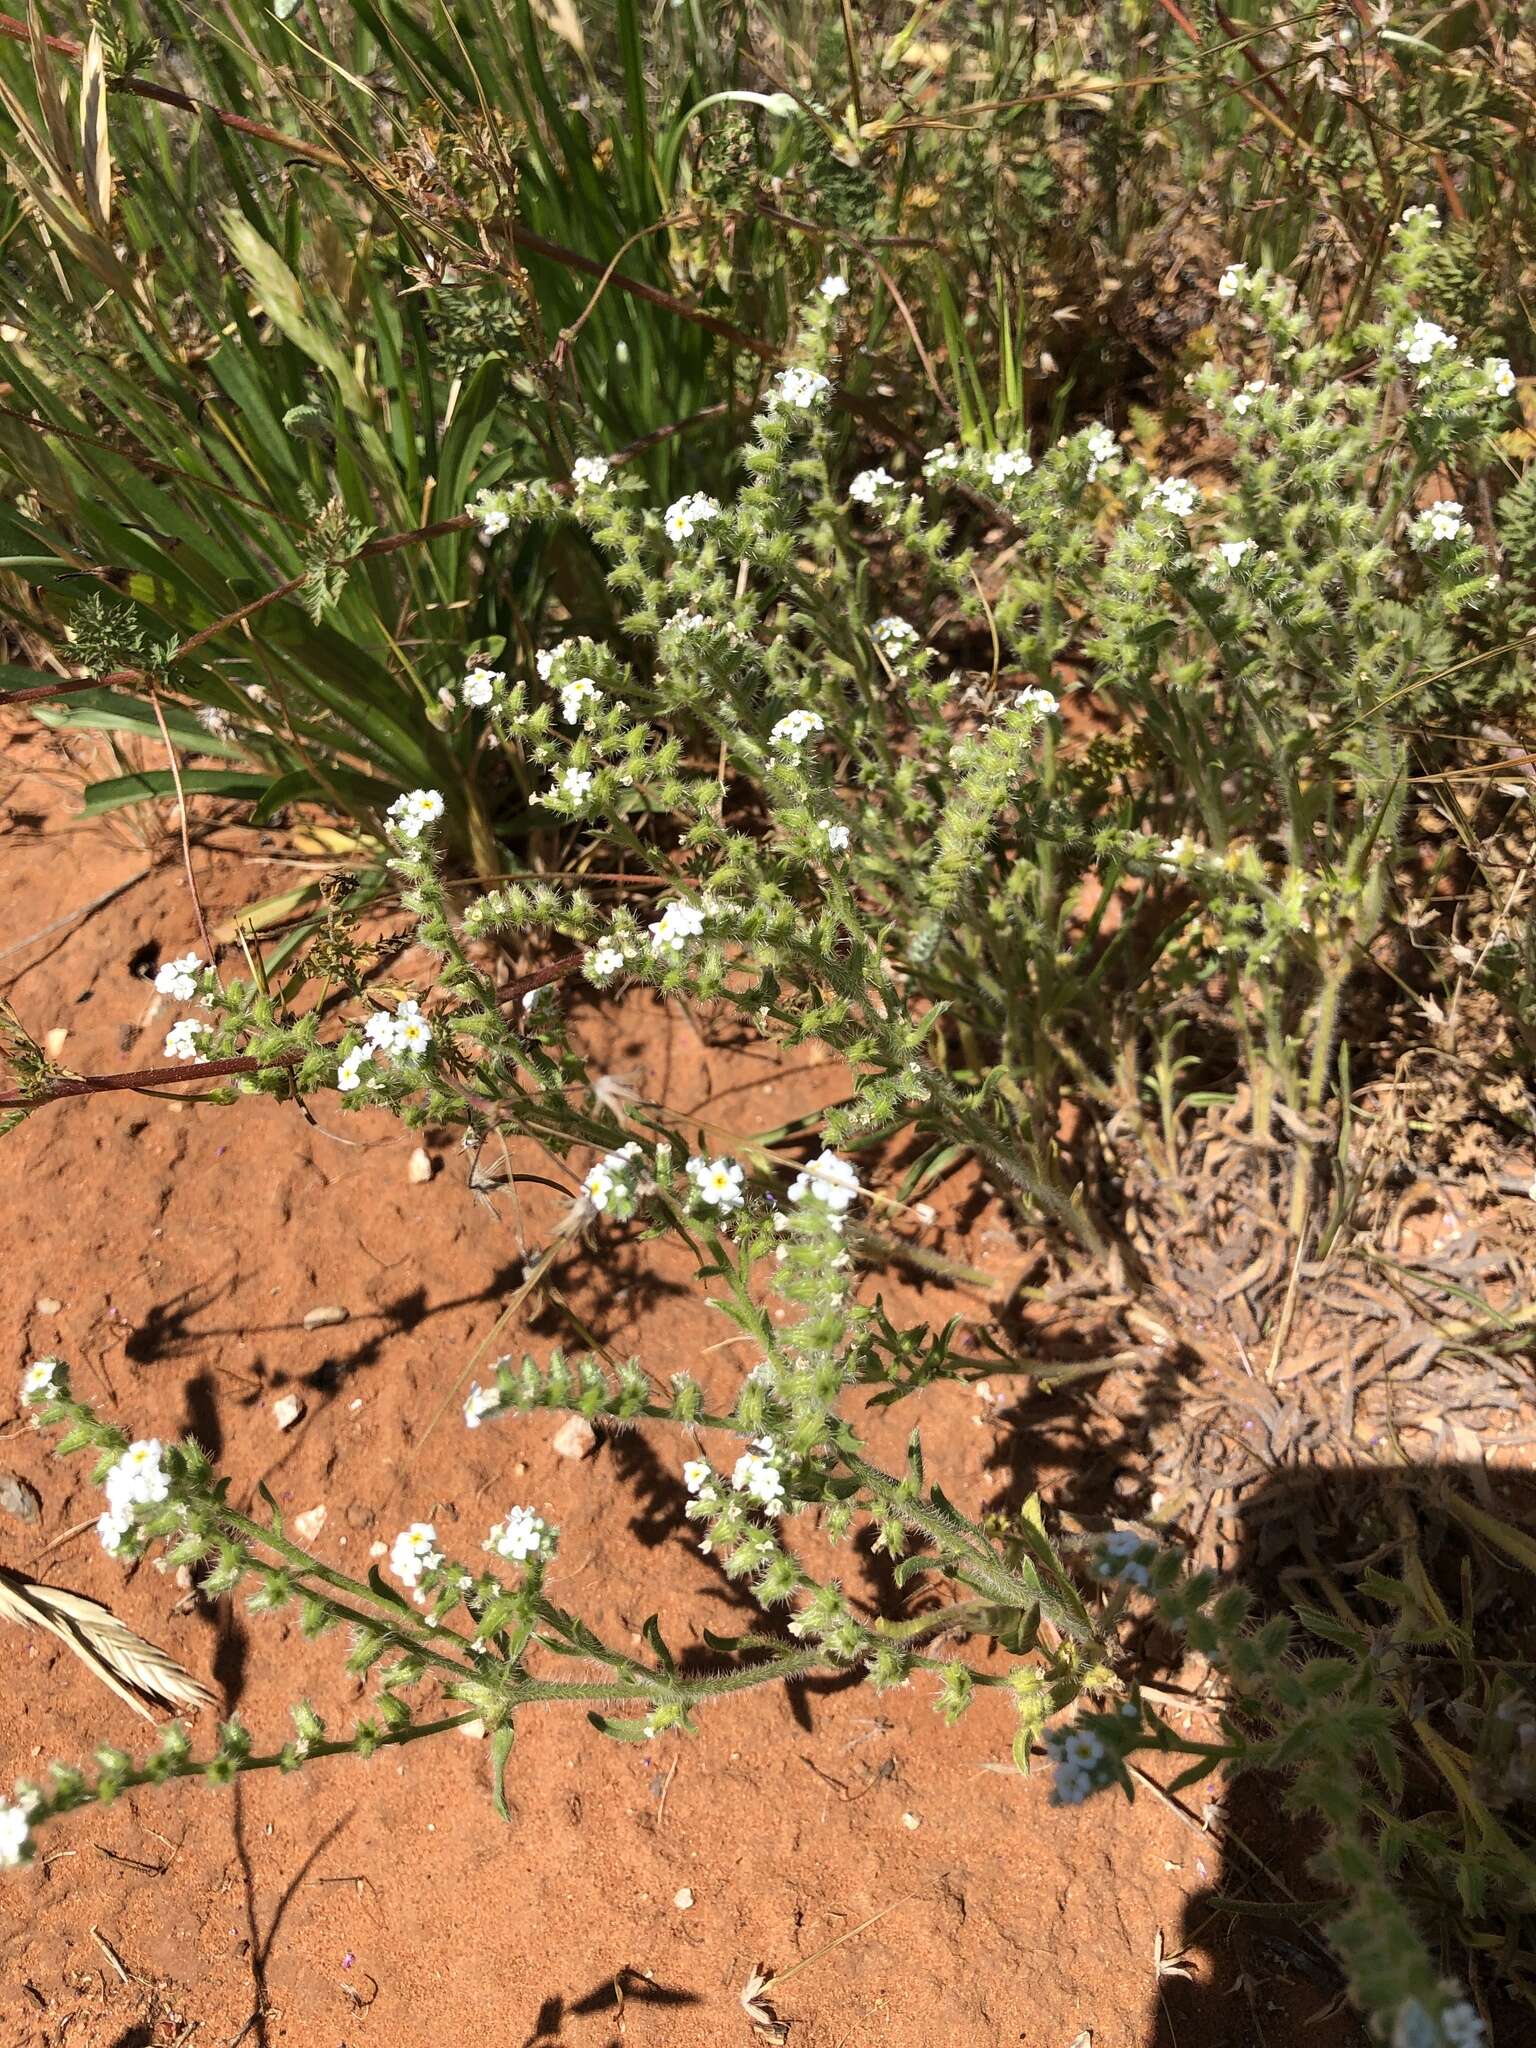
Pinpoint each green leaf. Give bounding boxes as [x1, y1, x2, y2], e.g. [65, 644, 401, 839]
[586, 1711, 651, 1743]
[81, 768, 272, 816]
[489, 1722, 516, 1820]
[220, 211, 369, 413]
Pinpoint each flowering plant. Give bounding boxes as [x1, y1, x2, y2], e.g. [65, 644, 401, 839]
[2, 220, 1531, 2048]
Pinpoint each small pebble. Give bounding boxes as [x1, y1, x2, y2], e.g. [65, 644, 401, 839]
[272, 1394, 305, 1431]
[293, 1505, 327, 1543]
[550, 1414, 598, 1461]
[407, 1146, 435, 1184]
[0, 1473, 41, 1525]
[34, 1297, 61, 1317]
[901, 1812, 921, 1830]
[673, 1888, 694, 1911]
[303, 1305, 349, 1330]
[43, 1027, 68, 1060]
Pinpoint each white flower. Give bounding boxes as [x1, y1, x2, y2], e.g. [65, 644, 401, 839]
[1411, 499, 1468, 548]
[385, 788, 446, 840]
[336, 1044, 372, 1093]
[1084, 424, 1118, 479]
[1439, 2001, 1486, 2048]
[163, 1019, 210, 1064]
[1146, 475, 1199, 520]
[820, 819, 851, 852]
[1159, 836, 1203, 869]
[104, 1439, 170, 1515]
[768, 365, 830, 410]
[478, 504, 511, 541]
[1216, 538, 1256, 567]
[559, 678, 602, 724]
[154, 951, 203, 1001]
[1486, 357, 1516, 399]
[787, 1148, 861, 1215]
[691, 1156, 746, 1211]
[97, 1506, 134, 1557]
[732, 1443, 785, 1512]
[363, 1010, 398, 1050]
[819, 273, 849, 301]
[663, 493, 721, 545]
[22, 1357, 63, 1403]
[0, 1801, 32, 1867]
[391, 1000, 433, 1059]
[923, 443, 960, 476]
[986, 448, 1033, 486]
[872, 615, 919, 657]
[682, 1458, 713, 1495]
[572, 454, 611, 491]
[648, 900, 706, 955]
[487, 1504, 550, 1563]
[1395, 204, 1442, 231]
[536, 640, 574, 682]
[1400, 317, 1458, 369]
[770, 708, 826, 749]
[553, 765, 594, 807]
[585, 941, 627, 982]
[1064, 1730, 1104, 1768]
[461, 665, 503, 708]
[1217, 263, 1249, 299]
[1015, 686, 1058, 717]
[581, 1163, 618, 1211]
[1095, 1528, 1152, 1587]
[389, 1522, 441, 1589]
[1231, 379, 1269, 416]
[848, 467, 895, 505]
[463, 1383, 501, 1429]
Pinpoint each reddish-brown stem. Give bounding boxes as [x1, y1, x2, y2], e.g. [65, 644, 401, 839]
[0, 954, 588, 1111]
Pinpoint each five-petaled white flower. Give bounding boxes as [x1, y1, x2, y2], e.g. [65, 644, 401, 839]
[923, 444, 960, 476]
[663, 493, 721, 545]
[1217, 263, 1249, 299]
[820, 820, 851, 852]
[1411, 499, 1468, 548]
[1400, 317, 1457, 370]
[536, 640, 574, 682]
[385, 788, 446, 840]
[687, 1154, 746, 1212]
[478, 504, 511, 541]
[553, 766, 594, 808]
[1216, 538, 1256, 567]
[1231, 380, 1269, 416]
[1487, 357, 1516, 399]
[770, 708, 825, 749]
[848, 467, 895, 505]
[732, 1439, 786, 1512]
[819, 273, 850, 301]
[872, 615, 919, 657]
[572, 454, 611, 491]
[585, 941, 627, 982]
[154, 952, 203, 1001]
[1146, 476, 1199, 520]
[21, 1357, 63, 1403]
[1085, 424, 1118, 480]
[1016, 686, 1059, 717]
[559, 678, 602, 724]
[163, 1019, 210, 1064]
[648, 900, 706, 955]
[336, 1044, 372, 1093]
[768, 365, 831, 410]
[986, 448, 1033, 486]
[389, 1522, 441, 1589]
[788, 1148, 861, 1216]
[461, 665, 503, 708]
[487, 1504, 550, 1563]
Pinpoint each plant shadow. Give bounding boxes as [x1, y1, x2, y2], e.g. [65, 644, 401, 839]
[521, 1966, 701, 2047]
[1135, 1459, 1536, 2048]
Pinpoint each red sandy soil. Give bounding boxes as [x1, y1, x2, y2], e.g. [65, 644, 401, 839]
[0, 722, 1334, 2048]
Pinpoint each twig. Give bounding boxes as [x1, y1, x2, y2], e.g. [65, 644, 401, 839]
[149, 688, 212, 958]
[88, 1925, 132, 1982]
